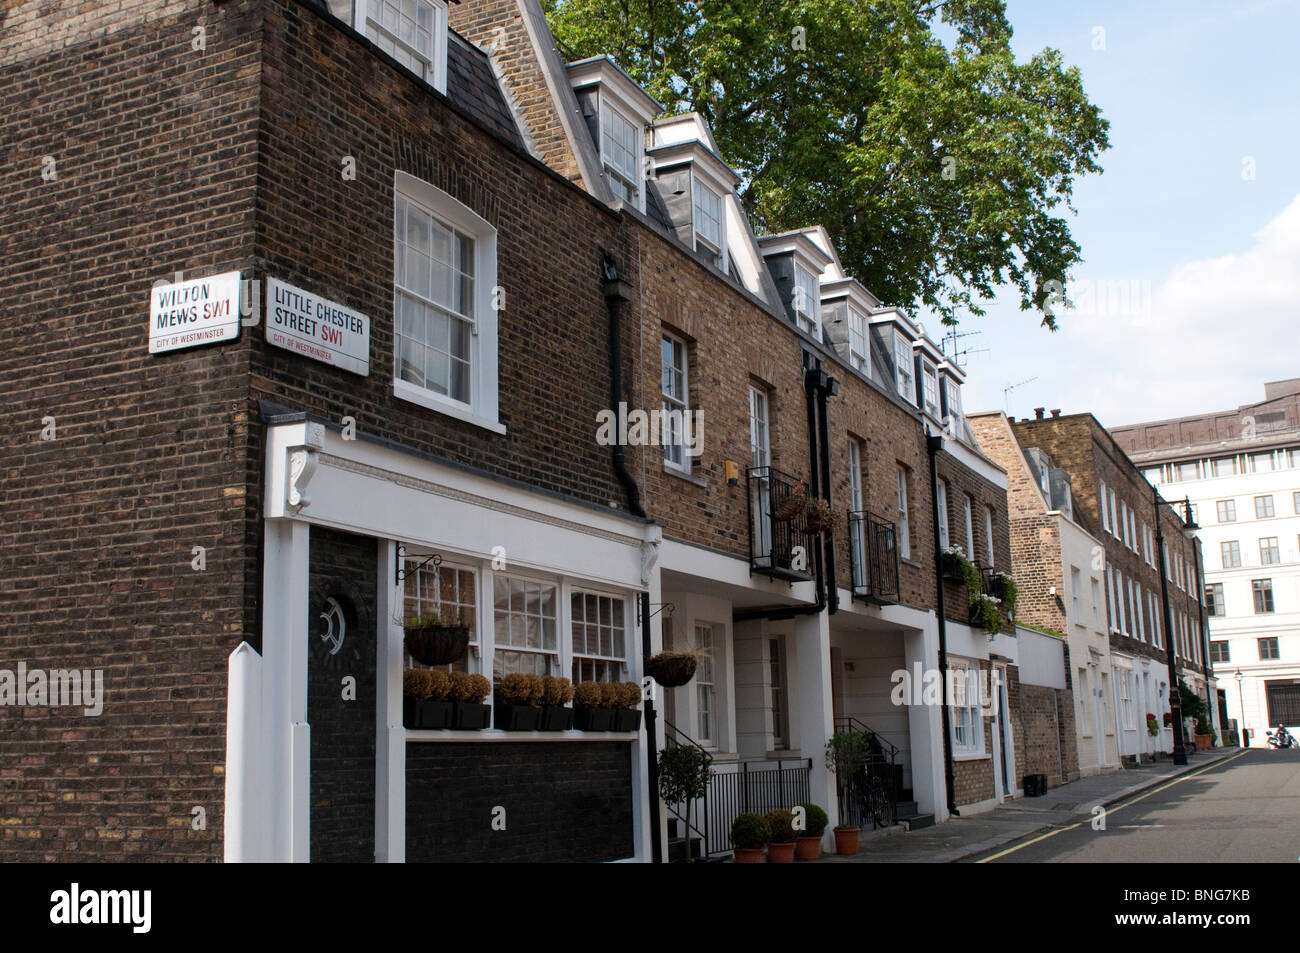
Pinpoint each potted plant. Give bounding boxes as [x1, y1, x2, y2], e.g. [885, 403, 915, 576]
[802, 497, 843, 536]
[449, 671, 492, 729]
[825, 730, 872, 855]
[538, 675, 575, 731]
[1193, 717, 1216, 750]
[941, 544, 969, 581]
[400, 609, 471, 667]
[1146, 712, 1159, 737]
[658, 744, 711, 854]
[987, 571, 1018, 612]
[403, 668, 433, 729]
[730, 812, 770, 863]
[495, 672, 543, 730]
[764, 808, 797, 863]
[403, 668, 453, 730]
[970, 592, 1004, 635]
[772, 480, 808, 523]
[645, 650, 700, 688]
[574, 680, 614, 731]
[795, 803, 828, 860]
[613, 681, 643, 732]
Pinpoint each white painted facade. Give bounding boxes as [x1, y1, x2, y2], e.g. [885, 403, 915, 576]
[1147, 444, 1300, 747]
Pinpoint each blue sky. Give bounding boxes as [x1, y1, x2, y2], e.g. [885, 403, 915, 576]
[944, 0, 1300, 426]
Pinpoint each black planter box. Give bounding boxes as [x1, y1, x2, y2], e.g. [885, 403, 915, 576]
[574, 707, 615, 731]
[404, 698, 454, 729]
[613, 708, 642, 732]
[1022, 773, 1047, 797]
[453, 702, 491, 730]
[495, 703, 541, 731]
[538, 705, 575, 731]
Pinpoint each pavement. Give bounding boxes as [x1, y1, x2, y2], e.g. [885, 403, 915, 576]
[820, 746, 1243, 863]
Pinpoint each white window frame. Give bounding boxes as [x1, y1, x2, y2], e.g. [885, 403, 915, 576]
[1091, 577, 1101, 625]
[600, 100, 642, 207]
[692, 177, 724, 259]
[936, 479, 950, 551]
[897, 465, 912, 560]
[893, 331, 915, 404]
[963, 495, 975, 559]
[357, 0, 449, 93]
[1071, 566, 1081, 623]
[402, 553, 481, 673]
[661, 331, 690, 472]
[792, 264, 819, 337]
[1255, 494, 1275, 519]
[749, 386, 770, 470]
[1100, 480, 1109, 532]
[695, 622, 717, 747]
[392, 172, 502, 433]
[570, 589, 630, 684]
[984, 506, 995, 566]
[491, 573, 560, 681]
[950, 659, 984, 757]
[1109, 489, 1118, 539]
[1120, 670, 1134, 730]
[921, 359, 940, 419]
[846, 305, 869, 370]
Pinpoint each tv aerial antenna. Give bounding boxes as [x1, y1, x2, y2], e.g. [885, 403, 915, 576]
[1003, 376, 1038, 413]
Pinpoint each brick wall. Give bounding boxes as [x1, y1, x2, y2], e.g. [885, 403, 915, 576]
[404, 742, 634, 861]
[0, 0, 261, 860]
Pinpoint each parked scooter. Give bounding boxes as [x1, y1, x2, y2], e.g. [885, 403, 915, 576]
[1266, 725, 1297, 749]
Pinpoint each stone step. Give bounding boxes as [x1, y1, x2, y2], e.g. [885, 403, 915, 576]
[901, 813, 935, 831]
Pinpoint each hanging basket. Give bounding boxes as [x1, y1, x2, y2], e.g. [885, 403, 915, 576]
[772, 481, 808, 523]
[645, 652, 698, 688]
[404, 624, 470, 667]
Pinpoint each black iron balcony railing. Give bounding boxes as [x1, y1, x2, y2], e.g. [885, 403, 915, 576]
[848, 510, 899, 604]
[747, 465, 815, 582]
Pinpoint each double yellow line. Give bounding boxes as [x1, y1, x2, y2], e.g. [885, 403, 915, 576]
[974, 751, 1248, 863]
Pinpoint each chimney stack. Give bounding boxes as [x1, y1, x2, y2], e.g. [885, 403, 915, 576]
[1050, 409, 1061, 418]
[1034, 407, 1045, 420]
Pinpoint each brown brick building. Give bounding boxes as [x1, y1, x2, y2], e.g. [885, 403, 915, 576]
[2, 0, 1070, 860]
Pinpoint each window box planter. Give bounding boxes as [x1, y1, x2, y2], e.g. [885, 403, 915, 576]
[404, 624, 470, 667]
[538, 705, 575, 731]
[574, 707, 615, 731]
[494, 702, 540, 731]
[613, 707, 642, 732]
[454, 702, 491, 730]
[941, 551, 965, 582]
[404, 698, 454, 730]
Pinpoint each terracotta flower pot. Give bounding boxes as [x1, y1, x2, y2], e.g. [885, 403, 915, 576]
[767, 842, 795, 863]
[833, 826, 860, 855]
[733, 847, 764, 864]
[795, 835, 822, 861]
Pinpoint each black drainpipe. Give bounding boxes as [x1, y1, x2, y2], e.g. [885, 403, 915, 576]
[733, 361, 829, 622]
[815, 363, 839, 615]
[601, 253, 662, 864]
[927, 431, 959, 817]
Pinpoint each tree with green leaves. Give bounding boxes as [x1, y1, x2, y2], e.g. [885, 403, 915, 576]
[544, 0, 1109, 328]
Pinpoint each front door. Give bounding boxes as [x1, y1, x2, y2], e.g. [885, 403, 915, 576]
[307, 526, 379, 862]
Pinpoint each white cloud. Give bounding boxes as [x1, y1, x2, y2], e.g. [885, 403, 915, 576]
[1056, 192, 1300, 425]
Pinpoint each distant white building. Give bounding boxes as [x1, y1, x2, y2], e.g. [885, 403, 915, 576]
[1113, 379, 1300, 747]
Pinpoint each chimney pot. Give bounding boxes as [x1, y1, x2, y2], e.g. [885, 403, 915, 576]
[1050, 409, 1061, 418]
[1035, 407, 1045, 420]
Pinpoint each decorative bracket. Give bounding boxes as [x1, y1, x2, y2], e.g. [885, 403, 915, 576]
[396, 546, 441, 585]
[286, 447, 318, 514]
[640, 539, 660, 586]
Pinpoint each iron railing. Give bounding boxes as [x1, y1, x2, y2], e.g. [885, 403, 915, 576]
[662, 720, 711, 861]
[832, 717, 901, 831]
[747, 465, 815, 582]
[848, 510, 899, 604]
[704, 757, 813, 857]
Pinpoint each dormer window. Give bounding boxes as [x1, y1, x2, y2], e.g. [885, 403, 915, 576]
[943, 376, 962, 421]
[846, 304, 869, 370]
[692, 179, 723, 257]
[600, 103, 640, 203]
[893, 330, 915, 404]
[358, 0, 448, 92]
[921, 360, 940, 419]
[793, 265, 818, 336]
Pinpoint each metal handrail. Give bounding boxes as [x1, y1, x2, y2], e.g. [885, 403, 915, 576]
[662, 720, 711, 859]
[832, 717, 901, 830]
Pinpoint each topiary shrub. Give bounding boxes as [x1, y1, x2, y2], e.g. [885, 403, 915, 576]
[764, 809, 797, 844]
[620, 681, 642, 708]
[574, 680, 603, 709]
[403, 669, 434, 700]
[731, 813, 771, 851]
[657, 745, 711, 805]
[797, 803, 828, 837]
[598, 681, 622, 708]
[541, 675, 574, 706]
[426, 669, 451, 701]
[499, 672, 543, 706]
[449, 671, 491, 704]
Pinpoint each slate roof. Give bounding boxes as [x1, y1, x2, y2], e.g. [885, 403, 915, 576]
[446, 30, 525, 151]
